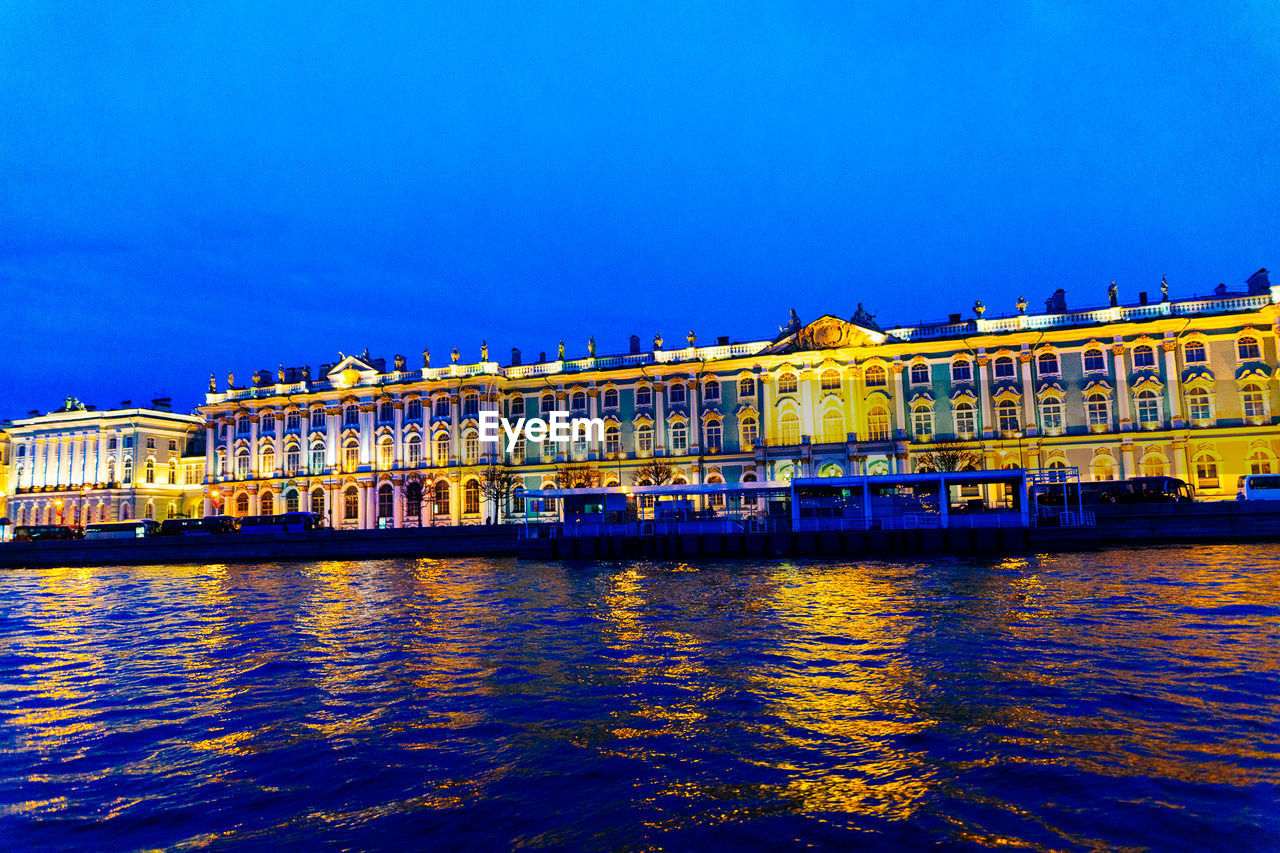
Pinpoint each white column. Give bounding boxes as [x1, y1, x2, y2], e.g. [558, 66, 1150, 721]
[393, 481, 404, 528]
[326, 409, 339, 467]
[248, 417, 259, 474]
[892, 365, 906, 437]
[1114, 345, 1131, 431]
[1163, 342, 1183, 426]
[654, 382, 666, 453]
[977, 355, 993, 438]
[359, 406, 373, 465]
[205, 426, 215, 484]
[393, 403, 404, 467]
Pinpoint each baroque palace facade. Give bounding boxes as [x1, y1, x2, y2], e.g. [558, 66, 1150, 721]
[195, 270, 1280, 528]
[5, 399, 206, 527]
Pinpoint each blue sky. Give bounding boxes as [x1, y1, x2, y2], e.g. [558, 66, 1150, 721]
[2, 1, 1277, 414]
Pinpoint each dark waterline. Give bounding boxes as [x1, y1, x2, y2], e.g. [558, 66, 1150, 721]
[2, 547, 1278, 851]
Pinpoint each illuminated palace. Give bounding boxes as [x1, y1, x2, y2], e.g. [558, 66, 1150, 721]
[5, 398, 206, 527]
[197, 270, 1279, 528]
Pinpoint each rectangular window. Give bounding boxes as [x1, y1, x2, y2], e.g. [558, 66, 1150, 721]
[1084, 350, 1106, 372]
[954, 407, 976, 438]
[1041, 399, 1063, 434]
[146, 437, 156, 449]
[286, 413, 300, 431]
[168, 439, 177, 452]
[311, 410, 326, 429]
[1188, 393, 1211, 421]
[740, 420, 758, 449]
[261, 415, 275, 433]
[310, 447, 325, 473]
[670, 424, 687, 453]
[285, 447, 301, 473]
[912, 408, 933, 437]
[407, 439, 422, 466]
[637, 427, 653, 455]
[704, 382, 720, 401]
[705, 423, 721, 451]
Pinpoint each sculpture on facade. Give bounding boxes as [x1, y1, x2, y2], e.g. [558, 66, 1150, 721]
[687, 330, 696, 348]
[1108, 280, 1118, 307]
[451, 347, 460, 364]
[394, 354, 406, 372]
[278, 364, 285, 383]
[1161, 275, 1169, 302]
[781, 308, 802, 334]
[209, 373, 216, 392]
[226, 372, 235, 389]
[1016, 296, 1028, 314]
[481, 340, 489, 362]
[973, 300, 985, 318]
[423, 346, 430, 368]
[588, 336, 596, 357]
[302, 365, 311, 381]
[654, 333, 663, 350]
[558, 340, 566, 360]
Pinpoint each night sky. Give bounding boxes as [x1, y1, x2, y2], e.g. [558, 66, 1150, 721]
[3, 2, 1277, 416]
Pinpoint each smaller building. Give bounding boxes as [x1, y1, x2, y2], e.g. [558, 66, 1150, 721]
[5, 397, 206, 529]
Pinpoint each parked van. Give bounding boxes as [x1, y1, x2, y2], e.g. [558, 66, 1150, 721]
[1237, 474, 1280, 501]
[12, 525, 79, 542]
[238, 512, 324, 533]
[83, 520, 160, 539]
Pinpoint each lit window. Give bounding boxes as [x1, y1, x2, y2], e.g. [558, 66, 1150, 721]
[954, 403, 976, 438]
[740, 418, 758, 449]
[1092, 456, 1116, 481]
[865, 366, 887, 388]
[821, 370, 841, 391]
[670, 422, 688, 453]
[1242, 384, 1265, 419]
[406, 435, 421, 466]
[344, 487, 358, 520]
[1194, 457, 1219, 488]
[738, 377, 755, 398]
[343, 439, 359, 472]
[912, 407, 933, 437]
[463, 432, 479, 464]
[1239, 336, 1261, 360]
[435, 434, 450, 465]
[1040, 398, 1063, 434]
[1184, 341, 1206, 364]
[434, 481, 450, 515]
[636, 425, 653, 455]
[779, 412, 800, 445]
[309, 442, 325, 473]
[1249, 451, 1273, 475]
[867, 407, 890, 441]
[822, 409, 845, 443]
[778, 373, 798, 394]
[1086, 394, 1110, 428]
[1136, 390, 1161, 426]
[378, 437, 393, 469]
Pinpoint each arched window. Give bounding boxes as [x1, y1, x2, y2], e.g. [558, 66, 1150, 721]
[377, 483, 393, 518]
[779, 411, 801, 445]
[867, 407, 890, 441]
[434, 396, 450, 418]
[669, 422, 688, 453]
[911, 405, 933, 438]
[865, 366, 887, 388]
[344, 406, 359, 427]
[704, 420, 722, 451]
[123, 457, 134, 484]
[821, 369, 841, 391]
[704, 380, 720, 401]
[310, 407, 326, 429]
[668, 383, 686, 405]
[1046, 457, 1067, 469]
[260, 448, 274, 476]
[509, 395, 525, 417]
[541, 393, 556, 414]
[1136, 389, 1161, 426]
[463, 394, 479, 417]
[635, 385, 652, 407]
[1141, 453, 1167, 477]
[1037, 352, 1059, 376]
[377, 436, 394, 469]
[1133, 345, 1156, 368]
[1249, 450, 1274, 475]
[1083, 348, 1106, 373]
[344, 486, 359, 520]
[1184, 341, 1207, 364]
[107, 458, 116, 483]
[435, 433, 450, 465]
[605, 425, 621, 455]
[910, 362, 930, 385]
[705, 474, 725, 507]
[406, 399, 422, 420]
[120, 503, 133, 521]
[997, 400, 1019, 433]
[1086, 393, 1110, 428]
[284, 442, 300, 474]
[434, 480, 450, 515]
[463, 479, 480, 515]
[144, 458, 156, 484]
[1187, 390, 1212, 422]
[1193, 455, 1219, 488]
[954, 402, 976, 437]
[1092, 456, 1116, 482]
[571, 391, 587, 410]
[343, 438, 359, 472]
[510, 437, 525, 463]
[284, 489, 299, 513]
[951, 358, 972, 382]
[310, 488, 325, 516]
[603, 388, 619, 409]
[406, 481, 423, 517]
[144, 502, 155, 520]
[405, 434, 422, 466]
[1040, 397, 1063, 434]
[993, 356, 1016, 379]
[738, 376, 755, 398]
[235, 492, 249, 515]
[1239, 336, 1261, 360]
[822, 409, 845, 443]
[740, 417, 758, 449]
[636, 424, 653, 455]
[309, 441, 326, 474]
[1242, 384, 1266, 419]
[167, 459, 178, 484]
[260, 491, 274, 515]
[778, 372, 798, 394]
[463, 431, 479, 464]
[379, 401, 393, 423]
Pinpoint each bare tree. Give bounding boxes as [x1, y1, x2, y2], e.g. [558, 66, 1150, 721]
[629, 457, 676, 486]
[914, 441, 984, 473]
[554, 462, 601, 490]
[479, 464, 521, 524]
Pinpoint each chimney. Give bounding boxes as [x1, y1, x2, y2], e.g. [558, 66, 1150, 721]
[121, 400, 132, 408]
[1044, 289, 1067, 313]
[27, 409, 38, 417]
[1247, 268, 1270, 295]
[717, 335, 729, 346]
[629, 334, 641, 354]
[86, 405, 97, 411]
[948, 312, 962, 323]
[539, 351, 547, 363]
[1139, 291, 1149, 306]
[151, 397, 171, 412]
[511, 347, 522, 366]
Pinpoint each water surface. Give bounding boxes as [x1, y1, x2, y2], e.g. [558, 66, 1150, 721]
[2, 546, 1278, 850]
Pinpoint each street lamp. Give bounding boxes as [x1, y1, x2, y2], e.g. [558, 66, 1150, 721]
[210, 488, 221, 516]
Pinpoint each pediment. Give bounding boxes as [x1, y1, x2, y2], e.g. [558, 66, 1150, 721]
[327, 354, 380, 386]
[763, 314, 888, 354]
